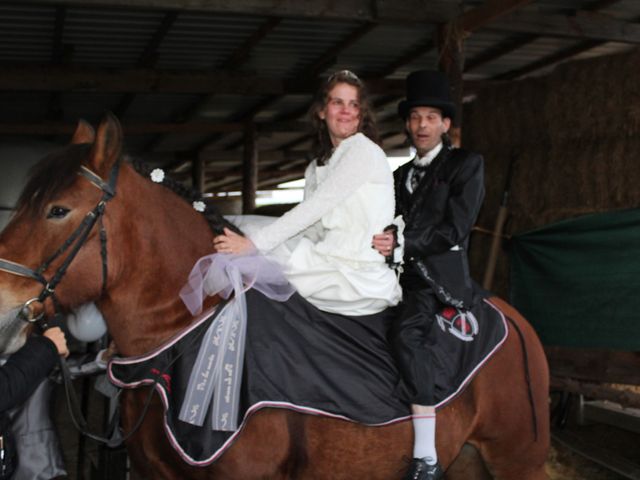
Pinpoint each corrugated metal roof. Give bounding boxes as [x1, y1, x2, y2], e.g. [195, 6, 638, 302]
[0, 0, 638, 191]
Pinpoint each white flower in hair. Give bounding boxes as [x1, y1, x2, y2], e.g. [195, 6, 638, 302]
[150, 168, 165, 183]
[192, 200, 206, 212]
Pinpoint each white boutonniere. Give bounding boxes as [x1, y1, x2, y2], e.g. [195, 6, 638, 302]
[150, 168, 165, 183]
[192, 200, 206, 212]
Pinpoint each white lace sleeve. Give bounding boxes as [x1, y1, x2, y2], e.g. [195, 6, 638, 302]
[251, 133, 386, 252]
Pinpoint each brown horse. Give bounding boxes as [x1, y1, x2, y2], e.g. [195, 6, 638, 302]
[0, 115, 549, 479]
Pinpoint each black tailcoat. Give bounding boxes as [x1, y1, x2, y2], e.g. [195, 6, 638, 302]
[395, 145, 485, 307]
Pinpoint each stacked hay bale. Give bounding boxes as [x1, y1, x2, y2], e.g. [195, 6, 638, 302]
[464, 47, 640, 297]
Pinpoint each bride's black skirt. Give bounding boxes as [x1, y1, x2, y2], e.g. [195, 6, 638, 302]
[109, 290, 410, 465]
[243, 290, 409, 420]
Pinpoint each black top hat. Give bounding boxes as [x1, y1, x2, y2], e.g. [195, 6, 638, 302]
[398, 70, 456, 120]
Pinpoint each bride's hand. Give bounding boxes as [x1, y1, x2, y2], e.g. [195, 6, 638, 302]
[213, 227, 256, 255]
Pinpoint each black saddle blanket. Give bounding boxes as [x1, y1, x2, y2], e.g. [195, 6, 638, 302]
[108, 290, 507, 465]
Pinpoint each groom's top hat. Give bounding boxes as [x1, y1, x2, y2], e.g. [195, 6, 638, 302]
[398, 70, 456, 121]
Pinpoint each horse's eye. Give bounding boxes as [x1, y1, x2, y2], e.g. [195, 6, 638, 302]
[47, 206, 70, 219]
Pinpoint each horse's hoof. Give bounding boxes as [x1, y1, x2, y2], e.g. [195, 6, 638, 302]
[402, 458, 444, 480]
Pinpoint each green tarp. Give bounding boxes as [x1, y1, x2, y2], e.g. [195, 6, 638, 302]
[510, 208, 640, 351]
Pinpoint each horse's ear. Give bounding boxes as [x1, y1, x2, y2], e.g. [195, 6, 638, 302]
[90, 113, 123, 177]
[70, 120, 95, 145]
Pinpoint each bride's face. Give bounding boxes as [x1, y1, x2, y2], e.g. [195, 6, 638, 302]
[318, 82, 361, 147]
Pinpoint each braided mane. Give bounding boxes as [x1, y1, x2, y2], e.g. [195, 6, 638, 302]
[128, 157, 242, 236]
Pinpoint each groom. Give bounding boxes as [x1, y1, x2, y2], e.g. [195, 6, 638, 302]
[374, 70, 485, 480]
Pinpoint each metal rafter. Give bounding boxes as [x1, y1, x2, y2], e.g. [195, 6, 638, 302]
[141, 16, 283, 152]
[251, 0, 537, 177]
[465, 0, 623, 73]
[17, 0, 458, 24]
[45, 6, 67, 122]
[114, 11, 179, 118]
[193, 21, 377, 154]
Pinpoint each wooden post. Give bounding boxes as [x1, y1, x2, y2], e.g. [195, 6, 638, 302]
[242, 122, 258, 213]
[483, 153, 516, 290]
[437, 22, 465, 147]
[191, 157, 205, 193]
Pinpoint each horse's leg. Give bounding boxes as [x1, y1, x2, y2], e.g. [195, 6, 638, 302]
[465, 299, 550, 480]
[445, 444, 492, 480]
[121, 390, 209, 479]
[297, 416, 413, 480]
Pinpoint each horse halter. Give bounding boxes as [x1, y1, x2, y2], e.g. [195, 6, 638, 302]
[0, 162, 120, 329]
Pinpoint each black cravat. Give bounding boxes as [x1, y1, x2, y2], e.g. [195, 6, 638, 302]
[409, 162, 431, 192]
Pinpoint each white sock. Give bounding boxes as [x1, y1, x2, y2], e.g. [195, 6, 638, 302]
[412, 413, 438, 465]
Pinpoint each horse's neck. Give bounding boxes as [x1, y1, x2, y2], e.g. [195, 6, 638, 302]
[101, 168, 216, 356]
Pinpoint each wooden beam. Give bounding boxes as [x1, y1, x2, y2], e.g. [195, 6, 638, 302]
[306, 22, 377, 79]
[114, 11, 180, 117]
[192, 21, 379, 153]
[0, 65, 288, 94]
[210, 167, 306, 192]
[546, 346, 640, 386]
[551, 377, 640, 409]
[465, 34, 537, 72]
[374, 0, 534, 78]
[140, 12, 179, 68]
[51, 6, 67, 64]
[491, 10, 640, 44]
[191, 157, 205, 192]
[220, 17, 282, 70]
[141, 17, 282, 152]
[242, 123, 258, 213]
[0, 122, 246, 136]
[375, 36, 435, 79]
[494, 39, 605, 80]
[437, 21, 465, 147]
[18, 0, 458, 24]
[151, 148, 307, 171]
[456, 0, 534, 33]
[465, 0, 623, 73]
[0, 65, 405, 96]
[46, 7, 67, 122]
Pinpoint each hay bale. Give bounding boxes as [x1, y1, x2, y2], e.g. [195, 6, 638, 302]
[463, 46, 640, 297]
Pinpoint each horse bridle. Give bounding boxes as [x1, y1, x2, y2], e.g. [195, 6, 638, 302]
[0, 159, 143, 445]
[0, 162, 119, 329]
[0, 158, 198, 446]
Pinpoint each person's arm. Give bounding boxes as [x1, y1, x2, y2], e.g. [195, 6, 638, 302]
[0, 333, 61, 412]
[404, 153, 485, 258]
[251, 134, 383, 252]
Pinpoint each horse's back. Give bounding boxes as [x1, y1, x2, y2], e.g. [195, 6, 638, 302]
[124, 296, 550, 480]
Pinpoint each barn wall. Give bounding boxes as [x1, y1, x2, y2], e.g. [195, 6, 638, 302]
[464, 47, 640, 298]
[0, 142, 56, 230]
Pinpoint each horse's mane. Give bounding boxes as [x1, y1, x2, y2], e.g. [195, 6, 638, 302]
[16, 143, 241, 236]
[17, 144, 90, 217]
[128, 157, 241, 236]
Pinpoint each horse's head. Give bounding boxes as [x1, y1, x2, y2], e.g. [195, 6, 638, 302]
[0, 114, 123, 353]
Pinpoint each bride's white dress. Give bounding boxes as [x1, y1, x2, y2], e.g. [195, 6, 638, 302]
[229, 133, 401, 316]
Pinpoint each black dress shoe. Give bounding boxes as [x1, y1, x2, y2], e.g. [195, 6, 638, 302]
[402, 458, 444, 480]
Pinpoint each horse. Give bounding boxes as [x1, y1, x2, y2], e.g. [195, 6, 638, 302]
[0, 114, 549, 479]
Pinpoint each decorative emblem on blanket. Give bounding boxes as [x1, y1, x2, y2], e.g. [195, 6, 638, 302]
[436, 306, 479, 342]
[151, 368, 172, 394]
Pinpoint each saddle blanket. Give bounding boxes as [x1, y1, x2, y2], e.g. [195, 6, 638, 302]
[108, 290, 508, 465]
